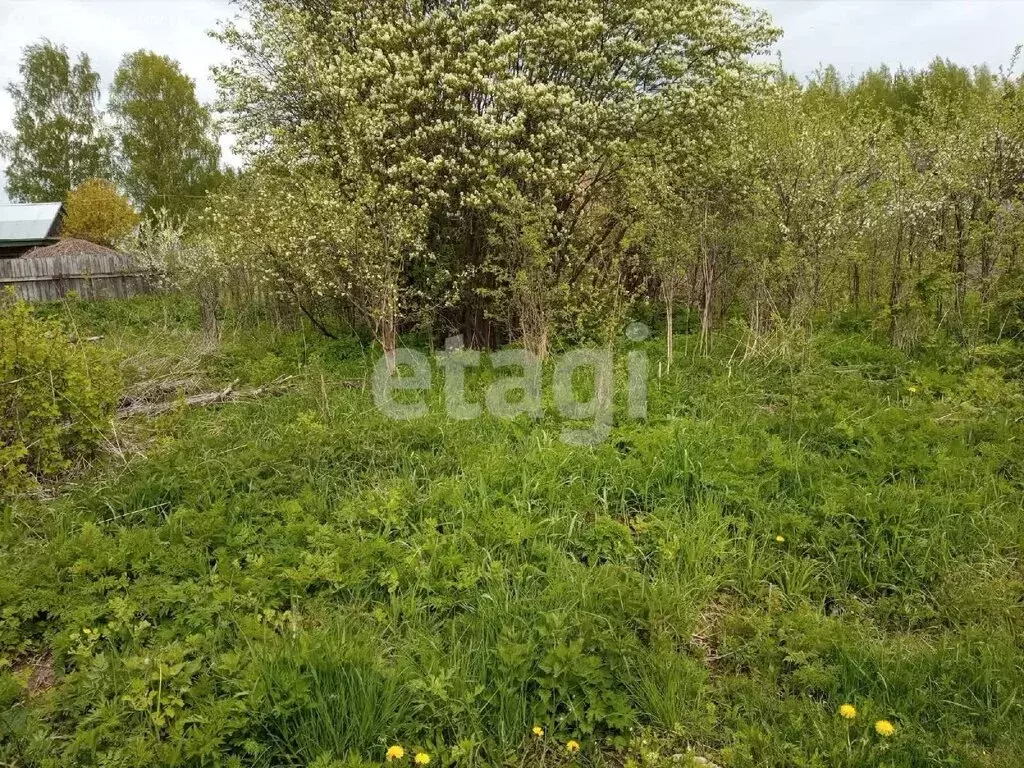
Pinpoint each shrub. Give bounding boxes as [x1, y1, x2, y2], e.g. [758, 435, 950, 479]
[122, 210, 225, 338]
[63, 178, 139, 246]
[0, 291, 118, 494]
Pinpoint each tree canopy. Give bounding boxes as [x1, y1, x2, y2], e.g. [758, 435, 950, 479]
[0, 40, 108, 203]
[109, 50, 222, 218]
[213, 0, 779, 356]
[63, 178, 139, 246]
[4, 9, 1024, 362]
[211, 27, 1024, 357]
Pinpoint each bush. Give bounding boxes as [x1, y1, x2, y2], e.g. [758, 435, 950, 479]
[63, 178, 139, 246]
[122, 210, 225, 338]
[0, 291, 118, 494]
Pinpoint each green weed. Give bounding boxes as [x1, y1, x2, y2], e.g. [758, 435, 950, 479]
[1, 298, 1022, 767]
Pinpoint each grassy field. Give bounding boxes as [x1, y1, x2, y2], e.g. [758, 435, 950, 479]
[2, 296, 1023, 768]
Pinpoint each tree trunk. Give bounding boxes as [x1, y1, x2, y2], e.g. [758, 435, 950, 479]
[979, 214, 995, 304]
[662, 282, 674, 373]
[377, 303, 398, 375]
[888, 222, 903, 346]
[200, 283, 220, 342]
[699, 245, 716, 356]
[517, 282, 549, 360]
[954, 202, 967, 318]
[521, 317, 549, 361]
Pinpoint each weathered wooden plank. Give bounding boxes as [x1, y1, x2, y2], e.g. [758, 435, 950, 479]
[0, 271, 148, 283]
[0, 253, 153, 302]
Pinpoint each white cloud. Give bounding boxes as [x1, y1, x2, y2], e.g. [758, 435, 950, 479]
[2, 1, 1023, 203]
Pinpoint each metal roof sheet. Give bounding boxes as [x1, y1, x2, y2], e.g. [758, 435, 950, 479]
[0, 202, 63, 243]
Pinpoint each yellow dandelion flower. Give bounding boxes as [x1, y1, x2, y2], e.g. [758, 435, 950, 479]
[532, 725, 544, 737]
[386, 745, 405, 761]
[776, 535, 786, 543]
[908, 386, 919, 394]
[82, 628, 92, 635]
[566, 740, 580, 754]
[875, 719, 896, 737]
[414, 753, 431, 765]
[839, 704, 857, 720]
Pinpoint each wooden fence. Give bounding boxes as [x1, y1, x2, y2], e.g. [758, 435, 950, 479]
[0, 253, 152, 302]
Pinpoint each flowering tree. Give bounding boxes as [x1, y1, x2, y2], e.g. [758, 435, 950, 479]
[213, 0, 778, 352]
[209, 2, 1024, 353]
[208, 161, 426, 370]
[121, 209, 225, 339]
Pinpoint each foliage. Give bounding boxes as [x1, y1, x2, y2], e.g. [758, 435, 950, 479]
[1, 296, 1022, 766]
[622, 56, 1024, 364]
[254, 625, 412, 764]
[121, 209, 225, 337]
[6, 5, 1024, 768]
[212, 0, 779, 352]
[206, 164, 425, 362]
[63, 178, 140, 246]
[0, 40, 108, 202]
[0, 292, 117, 496]
[108, 50, 222, 219]
[209, 3, 1024, 359]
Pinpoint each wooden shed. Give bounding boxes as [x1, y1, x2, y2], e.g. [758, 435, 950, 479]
[0, 201, 152, 300]
[0, 202, 64, 258]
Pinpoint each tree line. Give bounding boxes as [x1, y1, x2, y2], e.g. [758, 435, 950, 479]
[0, 40, 224, 222]
[197, 0, 1024, 362]
[8, 3, 1024, 363]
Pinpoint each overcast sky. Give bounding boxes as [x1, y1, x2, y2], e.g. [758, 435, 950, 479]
[2, 0, 1023, 203]
[0, 0, 234, 203]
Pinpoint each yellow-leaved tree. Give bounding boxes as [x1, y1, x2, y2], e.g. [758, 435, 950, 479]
[63, 178, 139, 246]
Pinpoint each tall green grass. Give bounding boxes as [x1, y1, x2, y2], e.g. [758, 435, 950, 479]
[1, 296, 1022, 767]
[254, 625, 410, 765]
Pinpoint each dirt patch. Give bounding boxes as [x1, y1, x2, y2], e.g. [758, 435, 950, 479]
[16, 652, 56, 697]
[691, 598, 731, 666]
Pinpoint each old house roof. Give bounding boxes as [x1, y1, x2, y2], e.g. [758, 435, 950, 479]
[0, 202, 65, 245]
